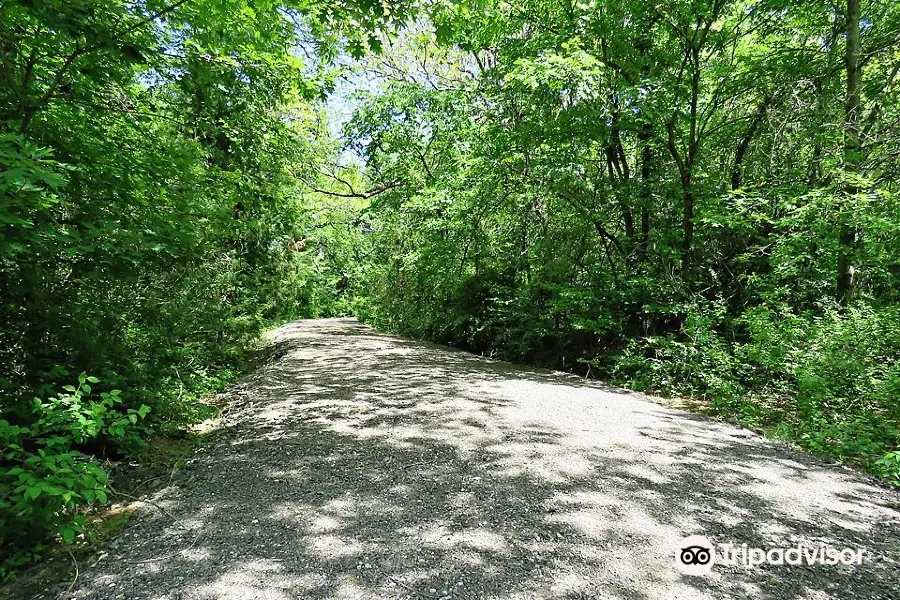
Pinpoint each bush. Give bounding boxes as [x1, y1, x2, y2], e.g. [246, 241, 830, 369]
[608, 300, 900, 476]
[609, 300, 741, 400]
[875, 451, 900, 486]
[0, 375, 149, 574]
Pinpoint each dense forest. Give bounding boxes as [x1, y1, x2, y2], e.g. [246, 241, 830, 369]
[2, 0, 899, 576]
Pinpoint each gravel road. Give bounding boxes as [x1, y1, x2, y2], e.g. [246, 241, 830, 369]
[63, 318, 899, 600]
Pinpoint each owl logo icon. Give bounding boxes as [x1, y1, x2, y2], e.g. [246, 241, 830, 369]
[677, 535, 716, 575]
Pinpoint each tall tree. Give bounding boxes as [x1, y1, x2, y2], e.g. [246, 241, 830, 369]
[837, 0, 862, 302]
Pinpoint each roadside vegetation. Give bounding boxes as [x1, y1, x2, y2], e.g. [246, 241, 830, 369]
[0, 0, 407, 575]
[2, 0, 899, 580]
[326, 0, 900, 484]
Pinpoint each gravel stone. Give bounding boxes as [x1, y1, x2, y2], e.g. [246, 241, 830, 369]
[61, 318, 899, 600]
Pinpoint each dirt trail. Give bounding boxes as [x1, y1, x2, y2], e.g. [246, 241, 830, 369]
[64, 318, 899, 599]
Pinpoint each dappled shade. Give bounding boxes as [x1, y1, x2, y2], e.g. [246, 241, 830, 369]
[67, 320, 899, 600]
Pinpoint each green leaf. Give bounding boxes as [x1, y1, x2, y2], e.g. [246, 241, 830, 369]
[60, 525, 76, 544]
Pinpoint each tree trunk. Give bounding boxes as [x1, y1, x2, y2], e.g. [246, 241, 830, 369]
[638, 124, 652, 254]
[681, 178, 694, 281]
[837, 0, 861, 303]
[681, 50, 702, 281]
[732, 96, 770, 191]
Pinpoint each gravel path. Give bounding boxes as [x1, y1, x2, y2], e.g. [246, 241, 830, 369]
[65, 318, 899, 600]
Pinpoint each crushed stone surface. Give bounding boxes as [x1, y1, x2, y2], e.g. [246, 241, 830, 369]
[61, 318, 900, 599]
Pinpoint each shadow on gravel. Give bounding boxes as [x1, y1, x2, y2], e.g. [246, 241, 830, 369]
[64, 318, 900, 600]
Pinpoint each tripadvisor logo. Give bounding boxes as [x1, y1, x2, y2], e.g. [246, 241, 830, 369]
[676, 535, 865, 576]
[677, 535, 716, 575]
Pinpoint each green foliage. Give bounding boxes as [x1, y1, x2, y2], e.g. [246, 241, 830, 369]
[0, 0, 409, 575]
[330, 0, 900, 482]
[610, 301, 740, 399]
[4, 0, 900, 576]
[606, 301, 900, 468]
[875, 452, 900, 487]
[740, 304, 900, 466]
[0, 376, 149, 573]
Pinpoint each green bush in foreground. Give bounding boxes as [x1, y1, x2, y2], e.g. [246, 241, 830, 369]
[0, 375, 149, 575]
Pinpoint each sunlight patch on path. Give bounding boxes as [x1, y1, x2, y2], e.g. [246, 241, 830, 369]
[66, 318, 900, 600]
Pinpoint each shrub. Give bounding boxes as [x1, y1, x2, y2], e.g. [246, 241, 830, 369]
[738, 302, 900, 465]
[0, 375, 149, 574]
[609, 300, 740, 399]
[875, 451, 900, 486]
[607, 300, 900, 475]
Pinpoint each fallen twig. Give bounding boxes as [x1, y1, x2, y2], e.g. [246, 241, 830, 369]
[127, 527, 205, 564]
[65, 549, 79, 594]
[107, 486, 182, 524]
